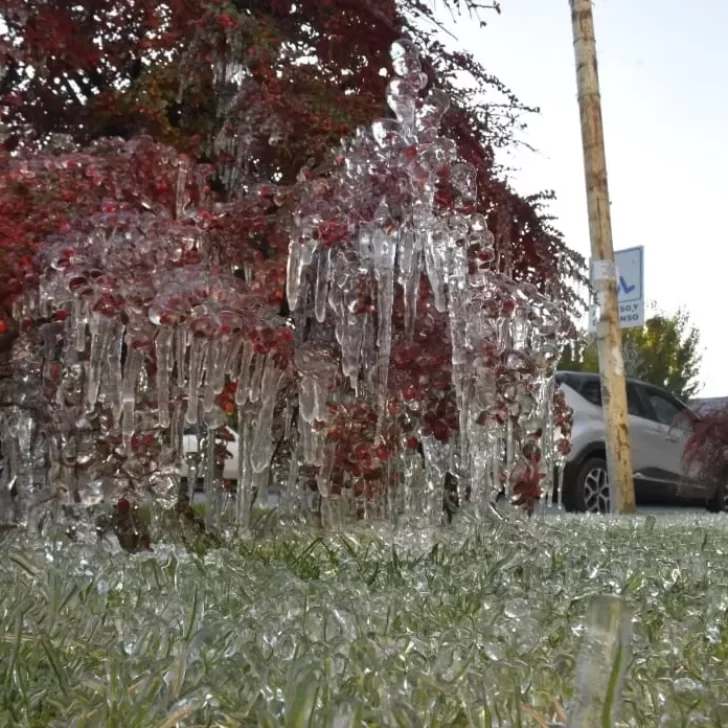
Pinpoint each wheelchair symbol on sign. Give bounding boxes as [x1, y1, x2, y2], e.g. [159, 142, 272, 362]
[617, 276, 636, 296]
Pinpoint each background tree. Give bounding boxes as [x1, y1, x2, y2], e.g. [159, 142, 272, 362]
[558, 308, 702, 401]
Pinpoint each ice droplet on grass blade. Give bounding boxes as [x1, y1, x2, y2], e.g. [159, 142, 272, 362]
[568, 595, 632, 728]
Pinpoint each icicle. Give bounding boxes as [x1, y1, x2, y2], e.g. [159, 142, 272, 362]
[372, 226, 396, 431]
[286, 239, 303, 310]
[314, 249, 330, 323]
[447, 247, 469, 367]
[327, 278, 345, 348]
[16, 412, 34, 514]
[317, 441, 336, 497]
[555, 463, 565, 510]
[108, 322, 125, 419]
[248, 352, 265, 403]
[175, 158, 189, 220]
[489, 426, 504, 503]
[185, 337, 208, 425]
[422, 228, 447, 313]
[254, 467, 270, 510]
[226, 337, 243, 378]
[398, 228, 421, 339]
[452, 363, 470, 501]
[155, 328, 174, 428]
[185, 448, 199, 502]
[170, 402, 184, 464]
[203, 339, 230, 413]
[421, 436, 450, 524]
[280, 426, 300, 515]
[235, 339, 254, 406]
[341, 310, 365, 389]
[175, 327, 187, 389]
[504, 418, 515, 499]
[73, 297, 89, 353]
[235, 406, 253, 527]
[299, 410, 316, 465]
[313, 380, 328, 423]
[203, 428, 219, 532]
[446, 234, 472, 488]
[120, 347, 144, 452]
[283, 401, 293, 441]
[250, 358, 283, 473]
[40, 326, 59, 387]
[467, 419, 489, 507]
[86, 314, 112, 412]
[398, 228, 416, 282]
[299, 375, 316, 424]
[542, 378, 556, 509]
[167, 329, 178, 371]
[286, 235, 316, 311]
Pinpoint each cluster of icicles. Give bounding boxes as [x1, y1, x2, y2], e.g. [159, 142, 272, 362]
[0, 39, 573, 540]
[286, 40, 573, 521]
[0, 249, 292, 535]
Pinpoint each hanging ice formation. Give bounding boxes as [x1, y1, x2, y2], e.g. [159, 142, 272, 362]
[0, 206, 292, 537]
[0, 39, 574, 538]
[287, 39, 574, 522]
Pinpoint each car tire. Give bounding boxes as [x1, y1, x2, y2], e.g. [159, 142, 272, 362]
[706, 481, 728, 513]
[565, 456, 611, 514]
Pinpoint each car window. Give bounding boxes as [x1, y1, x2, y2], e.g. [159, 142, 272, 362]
[644, 387, 685, 427]
[576, 377, 645, 417]
[626, 383, 645, 417]
[579, 377, 602, 406]
[556, 372, 579, 391]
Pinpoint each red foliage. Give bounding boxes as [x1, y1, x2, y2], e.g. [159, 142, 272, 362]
[682, 407, 728, 489]
[511, 458, 546, 516]
[553, 386, 574, 456]
[1, 0, 586, 303]
[0, 138, 205, 307]
[324, 401, 401, 482]
[115, 497, 131, 515]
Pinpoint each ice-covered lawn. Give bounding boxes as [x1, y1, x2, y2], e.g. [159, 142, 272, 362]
[0, 511, 726, 727]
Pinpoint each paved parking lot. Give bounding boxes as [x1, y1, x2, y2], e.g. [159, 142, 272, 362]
[544, 504, 707, 516]
[193, 490, 712, 518]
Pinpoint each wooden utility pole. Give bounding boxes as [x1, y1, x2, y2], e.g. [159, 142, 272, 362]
[569, 0, 636, 513]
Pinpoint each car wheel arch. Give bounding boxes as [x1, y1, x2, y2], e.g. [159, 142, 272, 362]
[568, 441, 607, 472]
[562, 441, 608, 512]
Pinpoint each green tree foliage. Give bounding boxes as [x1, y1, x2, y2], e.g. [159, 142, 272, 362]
[558, 309, 702, 401]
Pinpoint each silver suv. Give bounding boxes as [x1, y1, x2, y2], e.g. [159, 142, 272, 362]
[556, 371, 717, 513]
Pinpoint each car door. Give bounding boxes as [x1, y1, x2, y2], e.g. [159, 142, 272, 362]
[576, 375, 665, 502]
[623, 382, 669, 501]
[632, 383, 693, 500]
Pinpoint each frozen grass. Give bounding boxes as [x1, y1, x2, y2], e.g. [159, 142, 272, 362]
[1, 510, 728, 727]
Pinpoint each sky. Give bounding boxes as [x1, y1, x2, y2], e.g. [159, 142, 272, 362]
[438, 0, 728, 397]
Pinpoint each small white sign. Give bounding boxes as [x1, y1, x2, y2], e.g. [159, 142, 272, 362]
[588, 246, 644, 331]
[592, 259, 616, 283]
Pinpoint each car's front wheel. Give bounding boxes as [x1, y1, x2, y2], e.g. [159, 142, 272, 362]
[706, 481, 728, 513]
[565, 456, 611, 514]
